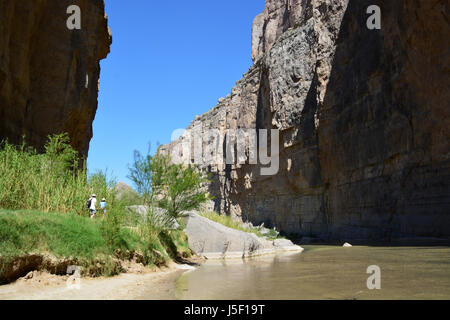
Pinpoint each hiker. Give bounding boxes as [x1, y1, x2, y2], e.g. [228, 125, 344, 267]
[100, 198, 107, 215]
[87, 194, 97, 219]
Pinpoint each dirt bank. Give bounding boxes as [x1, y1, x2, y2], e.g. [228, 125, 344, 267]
[0, 261, 198, 300]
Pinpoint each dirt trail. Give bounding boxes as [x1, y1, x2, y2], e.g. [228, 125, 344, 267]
[0, 262, 189, 300]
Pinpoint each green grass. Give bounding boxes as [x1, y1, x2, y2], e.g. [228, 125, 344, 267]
[0, 210, 109, 259]
[0, 210, 191, 282]
[0, 210, 145, 268]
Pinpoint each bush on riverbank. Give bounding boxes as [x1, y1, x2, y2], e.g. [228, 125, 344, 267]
[128, 149, 211, 220]
[0, 210, 191, 284]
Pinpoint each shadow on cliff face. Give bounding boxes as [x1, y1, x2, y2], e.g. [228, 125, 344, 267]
[256, 63, 273, 131]
[241, 49, 326, 236]
[318, 0, 450, 242]
[192, 0, 449, 244]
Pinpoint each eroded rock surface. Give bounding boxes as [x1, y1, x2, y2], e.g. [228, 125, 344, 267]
[0, 0, 111, 157]
[182, 212, 303, 259]
[161, 0, 450, 242]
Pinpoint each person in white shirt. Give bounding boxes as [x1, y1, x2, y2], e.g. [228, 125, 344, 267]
[89, 194, 97, 219]
[100, 198, 107, 215]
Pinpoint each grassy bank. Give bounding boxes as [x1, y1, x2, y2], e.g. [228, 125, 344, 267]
[200, 211, 281, 240]
[0, 210, 191, 284]
[0, 135, 200, 285]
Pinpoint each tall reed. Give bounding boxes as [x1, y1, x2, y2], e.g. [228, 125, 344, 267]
[0, 134, 115, 215]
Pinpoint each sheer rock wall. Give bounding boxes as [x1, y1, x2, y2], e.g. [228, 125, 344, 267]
[0, 0, 111, 157]
[161, 0, 450, 241]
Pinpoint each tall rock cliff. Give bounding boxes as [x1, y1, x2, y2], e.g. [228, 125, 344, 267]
[0, 0, 111, 157]
[162, 0, 450, 242]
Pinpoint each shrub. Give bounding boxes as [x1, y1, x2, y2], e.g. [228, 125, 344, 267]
[151, 154, 211, 220]
[127, 148, 153, 204]
[128, 148, 211, 221]
[100, 201, 124, 248]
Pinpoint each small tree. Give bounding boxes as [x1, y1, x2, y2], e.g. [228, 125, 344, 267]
[128, 147, 211, 221]
[127, 148, 153, 204]
[151, 154, 211, 220]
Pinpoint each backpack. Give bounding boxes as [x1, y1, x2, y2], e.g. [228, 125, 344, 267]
[86, 198, 92, 209]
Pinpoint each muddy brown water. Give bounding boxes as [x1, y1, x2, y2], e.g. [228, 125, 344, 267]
[142, 246, 450, 300]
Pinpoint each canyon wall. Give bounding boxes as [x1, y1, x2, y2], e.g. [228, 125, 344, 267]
[162, 0, 450, 242]
[0, 0, 111, 157]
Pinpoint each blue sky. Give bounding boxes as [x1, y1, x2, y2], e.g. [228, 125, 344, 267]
[87, 0, 264, 185]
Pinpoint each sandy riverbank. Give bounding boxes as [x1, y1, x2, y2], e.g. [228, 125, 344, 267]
[0, 261, 198, 300]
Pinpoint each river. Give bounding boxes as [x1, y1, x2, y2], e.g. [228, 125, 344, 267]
[145, 246, 450, 300]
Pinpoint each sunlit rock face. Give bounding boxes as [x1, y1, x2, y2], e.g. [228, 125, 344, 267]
[164, 0, 450, 242]
[0, 0, 111, 157]
[251, 0, 307, 62]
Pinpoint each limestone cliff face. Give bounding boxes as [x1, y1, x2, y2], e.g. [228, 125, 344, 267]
[162, 0, 450, 242]
[252, 0, 306, 61]
[0, 0, 111, 157]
